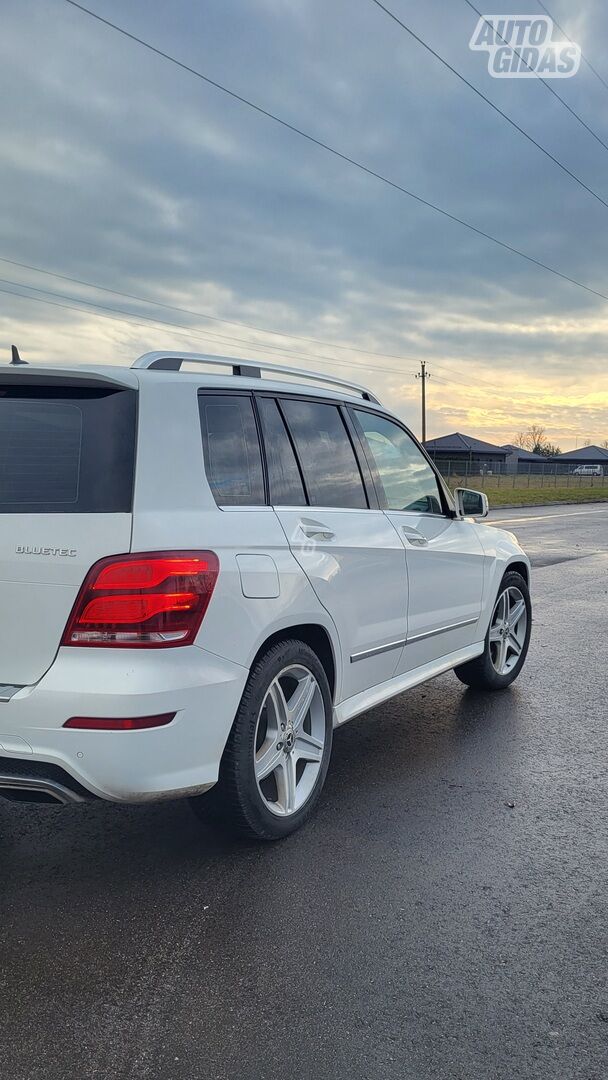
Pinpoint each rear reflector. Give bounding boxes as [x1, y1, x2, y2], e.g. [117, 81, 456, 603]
[61, 550, 219, 648]
[64, 713, 176, 731]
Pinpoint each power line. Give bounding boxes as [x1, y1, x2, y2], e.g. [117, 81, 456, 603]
[62, 2, 608, 312]
[0, 252, 517, 392]
[463, 0, 608, 155]
[1, 279, 550, 402]
[0, 254, 523, 391]
[369, 0, 608, 210]
[0, 281, 421, 385]
[432, 359, 497, 391]
[0, 253, 423, 365]
[0, 277, 430, 383]
[0, 277, 524, 397]
[536, 0, 608, 95]
[0, 272, 440, 379]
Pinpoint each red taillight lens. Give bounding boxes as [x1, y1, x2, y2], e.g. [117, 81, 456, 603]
[92, 558, 209, 591]
[64, 714, 176, 731]
[61, 551, 219, 648]
[80, 593, 198, 624]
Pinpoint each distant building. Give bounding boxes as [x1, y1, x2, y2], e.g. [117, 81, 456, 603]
[501, 444, 547, 474]
[423, 432, 508, 475]
[552, 445, 608, 471]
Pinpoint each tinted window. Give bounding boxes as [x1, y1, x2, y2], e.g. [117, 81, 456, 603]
[199, 394, 265, 506]
[353, 411, 443, 514]
[257, 397, 306, 505]
[281, 399, 367, 509]
[0, 384, 136, 513]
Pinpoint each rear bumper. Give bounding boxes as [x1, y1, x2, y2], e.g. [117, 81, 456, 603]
[0, 645, 248, 803]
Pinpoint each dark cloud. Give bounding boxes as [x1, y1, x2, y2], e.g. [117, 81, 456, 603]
[0, 0, 607, 445]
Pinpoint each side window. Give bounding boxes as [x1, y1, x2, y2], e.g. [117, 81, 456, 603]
[353, 410, 443, 514]
[280, 399, 367, 509]
[199, 394, 265, 506]
[256, 397, 306, 505]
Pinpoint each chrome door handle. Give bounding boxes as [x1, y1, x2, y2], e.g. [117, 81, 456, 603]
[401, 525, 428, 546]
[299, 519, 335, 541]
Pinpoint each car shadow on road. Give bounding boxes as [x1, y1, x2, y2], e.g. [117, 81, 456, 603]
[0, 677, 526, 902]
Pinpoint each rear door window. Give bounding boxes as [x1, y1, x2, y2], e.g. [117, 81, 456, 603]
[256, 397, 306, 505]
[0, 384, 136, 513]
[199, 394, 265, 506]
[280, 398, 367, 509]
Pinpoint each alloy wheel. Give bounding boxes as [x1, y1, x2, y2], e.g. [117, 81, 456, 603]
[254, 664, 326, 817]
[488, 586, 528, 676]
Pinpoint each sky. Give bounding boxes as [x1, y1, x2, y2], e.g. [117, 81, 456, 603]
[1, 0, 608, 450]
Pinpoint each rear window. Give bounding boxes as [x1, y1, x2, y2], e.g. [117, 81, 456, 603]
[199, 394, 265, 506]
[0, 384, 136, 513]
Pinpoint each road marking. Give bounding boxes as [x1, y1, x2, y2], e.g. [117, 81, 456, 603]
[490, 507, 608, 525]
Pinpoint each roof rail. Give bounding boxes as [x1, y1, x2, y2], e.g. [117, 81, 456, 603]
[132, 352, 381, 404]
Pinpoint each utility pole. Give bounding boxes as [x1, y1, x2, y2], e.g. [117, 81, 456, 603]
[415, 360, 431, 443]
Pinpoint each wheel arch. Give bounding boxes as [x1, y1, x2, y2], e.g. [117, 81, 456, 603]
[249, 623, 337, 701]
[505, 558, 530, 586]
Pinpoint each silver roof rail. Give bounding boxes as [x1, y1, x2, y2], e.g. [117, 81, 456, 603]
[132, 352, 381, 404]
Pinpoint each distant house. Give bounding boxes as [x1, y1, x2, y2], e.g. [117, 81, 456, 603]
[501, 444, 547, 474]
[551, 445, 608, 474]
[423, 432, 508, 475]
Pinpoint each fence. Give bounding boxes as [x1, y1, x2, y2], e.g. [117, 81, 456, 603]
[431, 458, 608, 490]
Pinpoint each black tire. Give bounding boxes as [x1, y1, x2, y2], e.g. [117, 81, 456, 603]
[454, 570, 532, 691]
[191, 639, 333, 840]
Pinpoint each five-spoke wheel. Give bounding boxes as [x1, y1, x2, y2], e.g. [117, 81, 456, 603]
[192, 639, 333, 840]
[254, 665, 326, 817]
[488, 586, 528, 676]
[455, 570, 531, 690]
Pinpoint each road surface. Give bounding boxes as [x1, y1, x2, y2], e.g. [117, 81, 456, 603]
[2, 504, 608, 1080]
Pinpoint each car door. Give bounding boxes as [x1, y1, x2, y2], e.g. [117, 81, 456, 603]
[350, 408, 485, 674]
[259, 395, 409, 702]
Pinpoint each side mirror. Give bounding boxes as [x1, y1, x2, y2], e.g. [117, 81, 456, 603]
[454, 487, 489, 519]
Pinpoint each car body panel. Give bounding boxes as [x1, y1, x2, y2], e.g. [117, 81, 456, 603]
[384, 510, 486, 672]
[273, 506, 408, 699]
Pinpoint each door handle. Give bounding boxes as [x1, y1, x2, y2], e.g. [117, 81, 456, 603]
[299, 519, 335, 542]
[401, 525, 428, 546]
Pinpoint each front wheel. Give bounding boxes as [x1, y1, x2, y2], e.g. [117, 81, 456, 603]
[454, 571, 531, 691]
[191, 639, 333, 840]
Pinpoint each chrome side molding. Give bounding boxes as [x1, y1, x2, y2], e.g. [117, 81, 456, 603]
[349, 616, 479, 663]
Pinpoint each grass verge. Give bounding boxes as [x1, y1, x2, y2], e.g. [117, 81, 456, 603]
[447, 478, 608, 508]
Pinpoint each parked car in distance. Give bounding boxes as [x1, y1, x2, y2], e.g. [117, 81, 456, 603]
[0, 352, 532, 839]
[572, 464, 603, 476]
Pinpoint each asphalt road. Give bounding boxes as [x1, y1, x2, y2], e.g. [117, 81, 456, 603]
[2, 503, 608, 1080]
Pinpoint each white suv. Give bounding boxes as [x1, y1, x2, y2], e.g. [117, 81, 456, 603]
[0, 352, 531, 839]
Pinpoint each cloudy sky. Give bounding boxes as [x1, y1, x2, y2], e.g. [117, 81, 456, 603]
[1, 0, 608, 449]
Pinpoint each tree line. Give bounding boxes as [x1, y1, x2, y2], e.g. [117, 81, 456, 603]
[514, 426, 608, 456]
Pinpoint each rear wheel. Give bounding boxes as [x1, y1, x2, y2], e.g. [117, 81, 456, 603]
[454, 571, 531, 690]
[191, 639, 333, 840]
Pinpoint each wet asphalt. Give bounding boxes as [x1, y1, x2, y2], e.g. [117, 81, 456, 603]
[2, 503, 608, 1080]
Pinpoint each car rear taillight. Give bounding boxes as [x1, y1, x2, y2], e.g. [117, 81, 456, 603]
[61, 551, 219, 648]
